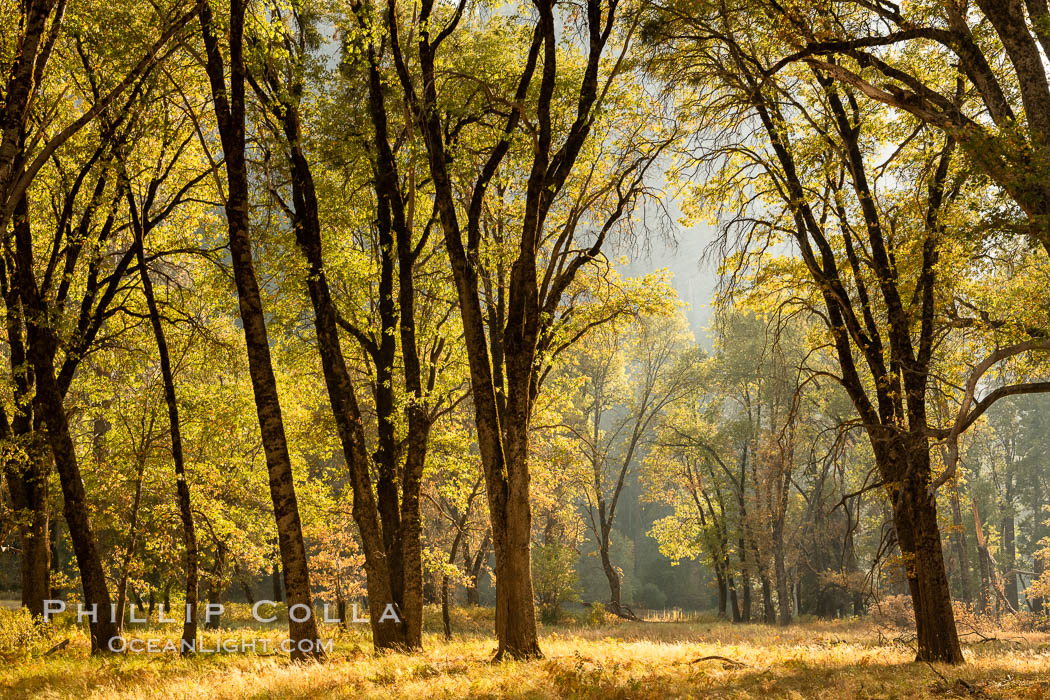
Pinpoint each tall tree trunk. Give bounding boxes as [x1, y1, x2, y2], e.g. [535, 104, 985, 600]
[115, 454, 147, 633]
[949, 477, 972, 604]
[762, 574, 776, 623]
[1031, 475, 1045, 614]
[398, 437, 426, 648]
[774, 555, 791, 626]
[727, 568, 742, 623]
[206, 541, 226, 631]
[465, 532, 490, 606]
[740, 571, 752, 623]
[442, 529, 465, 641]
[976, 545, 993, 614]
[236, 563, 255, 606]
[773, 524, 791, 626]
[715, 570, 728, 619]
[440, 483, 483, 640]
[136, 238, 198, 653]
[19, 495, 50, 616]
[846, 512, 866, 616]
[972, 501, 994, 615]
[199, 0, 321, 661]
[271, 560, 283, 603]
[31, 349, 117, 652]
[3, 439, 50, 617]
[599, 528, 623, 615]
[736, 448, 752, 623]
[1001, 471, 1018, 611]
[728, 573, 742, 622]
[335, 584, 348, 630]
[379, 30, 436, 650]
[366, 210, 408, 648]
[48, 515, 62, 596]
[280, 138, 405, 651]
[773, 434, 793, 626]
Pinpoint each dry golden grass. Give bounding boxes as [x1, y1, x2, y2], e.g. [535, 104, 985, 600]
[3, 606, 1050, 699]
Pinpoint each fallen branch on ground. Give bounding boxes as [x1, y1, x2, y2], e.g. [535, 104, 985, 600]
[690, 655, 747, 669]
[43, 639, 70, 657]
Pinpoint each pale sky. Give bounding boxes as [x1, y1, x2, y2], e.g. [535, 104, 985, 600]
[616, 216, 720, 350]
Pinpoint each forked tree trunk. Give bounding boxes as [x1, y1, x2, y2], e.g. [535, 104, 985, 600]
[252, 36, 437, 650]
[465, 582, 480, 607]
[736, 46, 963, 661]
[394, 0, 630, 661]
[13, 195, 119, 653]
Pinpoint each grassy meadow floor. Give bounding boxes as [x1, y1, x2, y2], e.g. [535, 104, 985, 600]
[3, 605, 1050, 698]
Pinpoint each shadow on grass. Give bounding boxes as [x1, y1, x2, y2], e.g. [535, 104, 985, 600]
[0, 654, 235, 699]
[4, 618, 1050, 700]
[3, 655, 1047, 699]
